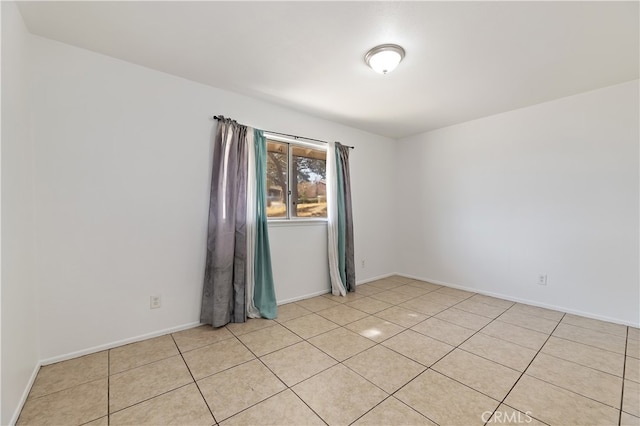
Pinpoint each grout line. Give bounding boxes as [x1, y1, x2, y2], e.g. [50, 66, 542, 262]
[619, 327, 629, 426]
[107, 350, 110, 425]
[483, 313, 566, 426]
[560, 319, 630, 339]
[548, 333, 627, 356]
[107, 382, 193, 417]
[169, 334, 217, 424]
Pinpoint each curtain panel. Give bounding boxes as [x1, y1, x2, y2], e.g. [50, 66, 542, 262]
[201, 118, 277, 327]
[327, 141, 356, 295]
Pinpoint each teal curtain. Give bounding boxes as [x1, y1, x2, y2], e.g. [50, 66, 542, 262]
[253, 129, 277, 319]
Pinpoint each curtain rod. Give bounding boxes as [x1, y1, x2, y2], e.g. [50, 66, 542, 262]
[212, 115, 354, 150]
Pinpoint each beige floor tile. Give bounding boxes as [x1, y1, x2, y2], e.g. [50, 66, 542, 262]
[345, 315, 404, 343]
[367, 279, 405, 290]
[280, 313, 339, 339]
[487, 404, 547, 426]
[316, 304, 369, 326]
[226, 318, 276, 336]
[396, 369, 499, 426]
[627, 356, 640, 383]
[561, 314, 628, 337]
[183, 337, 255, 380]
[435, 308, 492, 331]
[83, 416, 108, 425]
[322, 291, 365, 304]
[392, 284, 434, 297]
[221, 390, 325, 426]
[197, 359, 286, 421]
[526, 353, 622, 408]
[460, 333, 537, 372]
[505, 375, 619, 426]
[109, 335, 179, 374]
[29, 351, 108, 399]
[411, 317, 475, 346]
[454, 299, 508, 319]
[274, 302, 312, 322]
[260, 341, 337, 386]
[369, 290, 415, 305]
[553, 323, 626, 354]
[629, 338, 640, 360]
[405, 280, 442, 292]
[481, 321, 549, 350]
[432, 349, 520, 400]
[353, 397, 436, 426]
[172, 325, 233, 353]
[375, 306, 428, 328]
[508, 303, 564, 321]
[629, 327, 640, 341]
[109, 355, 192, 413]
[387, 275, 415, 284]
[418, 292, 464, 307]
[497, 310, 559, 334]
[18, 378, 107, 426]
[624, 379, 640, 416]
[435, 286, 475, 299]
[237, 323, 302, 356]
[399, 299, 449, 316]
[344, 345, 425, 393]
[382, 330, 454, 367]
[347, 297, 393, 314]
[541, 336, 624, 377]
[110, 383, 213, 425]
[307, 327, 375, 361]
[354, 284, 385, 296]
[467, 294, 515, 310]
[292, 364, 387, 425]
[295, 295, 341, 312]
[622, 411, 640, 426]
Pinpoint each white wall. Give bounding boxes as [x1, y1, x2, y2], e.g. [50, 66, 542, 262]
[28, 35, 396, 361]
[1, 2, 40, 424]
[396, 80, 639, 326]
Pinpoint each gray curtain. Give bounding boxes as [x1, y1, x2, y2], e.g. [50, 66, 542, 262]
[336, 143, 356, 292]
[201, 118, 248, 327]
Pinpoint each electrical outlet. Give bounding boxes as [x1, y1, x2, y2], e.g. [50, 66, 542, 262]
[537, 274, 548, 286]
[150, 296, 161, 309]
[361, 259, 366, 269]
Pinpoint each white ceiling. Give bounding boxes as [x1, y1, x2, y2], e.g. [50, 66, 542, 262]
[17, 1, 639, 139]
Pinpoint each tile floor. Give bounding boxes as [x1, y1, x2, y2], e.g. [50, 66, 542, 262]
[18, 276, 640, 425]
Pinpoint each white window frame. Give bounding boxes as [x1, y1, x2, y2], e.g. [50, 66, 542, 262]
[265, 133, 328, 223]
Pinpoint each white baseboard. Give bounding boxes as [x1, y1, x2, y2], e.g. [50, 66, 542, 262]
[395, 272, 640, 328]
[10, 361, 41, 425]
[277, 289, 329, 305]
[356, 272, 395, 285]
[40, 321, 202, 366]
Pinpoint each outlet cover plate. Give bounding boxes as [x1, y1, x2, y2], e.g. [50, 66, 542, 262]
[150, 296, 161, 309]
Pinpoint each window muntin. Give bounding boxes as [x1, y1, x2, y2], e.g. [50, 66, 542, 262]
[266, 138, 327, 220]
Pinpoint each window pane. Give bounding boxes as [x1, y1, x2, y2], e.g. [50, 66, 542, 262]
[292, 145, 327, 218]
[266, 141, 288, 218]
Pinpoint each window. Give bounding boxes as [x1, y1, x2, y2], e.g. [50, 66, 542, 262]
[266, 138, 327, 219]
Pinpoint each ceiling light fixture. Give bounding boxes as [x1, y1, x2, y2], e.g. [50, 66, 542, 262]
[364, 44, 405, 75]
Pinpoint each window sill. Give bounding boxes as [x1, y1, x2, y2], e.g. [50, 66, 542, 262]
[267, 219, 328, 228]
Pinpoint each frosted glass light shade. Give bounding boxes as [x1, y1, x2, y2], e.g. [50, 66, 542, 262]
[365, 44, 405, 74]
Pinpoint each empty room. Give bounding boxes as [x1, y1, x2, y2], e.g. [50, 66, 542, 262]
[2, 1, 638, 425]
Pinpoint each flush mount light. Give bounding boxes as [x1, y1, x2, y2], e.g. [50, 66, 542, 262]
[364, 44, 405, 75]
